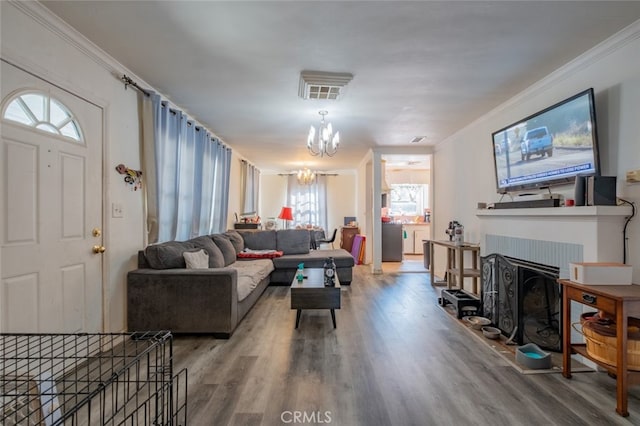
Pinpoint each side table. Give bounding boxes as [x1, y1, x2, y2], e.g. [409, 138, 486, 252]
[559, 279, 640, 417]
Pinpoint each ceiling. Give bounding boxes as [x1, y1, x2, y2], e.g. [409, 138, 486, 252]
[41, 1, 640, 173]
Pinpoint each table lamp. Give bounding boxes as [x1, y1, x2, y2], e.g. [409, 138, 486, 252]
[278, 206, 294, 229]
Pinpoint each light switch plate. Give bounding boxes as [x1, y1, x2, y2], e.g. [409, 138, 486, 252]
[112, 202, 124, 218]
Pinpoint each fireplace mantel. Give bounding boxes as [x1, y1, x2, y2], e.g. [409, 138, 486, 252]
[476, 205, 632, 218]
[475, 205, 632, 267]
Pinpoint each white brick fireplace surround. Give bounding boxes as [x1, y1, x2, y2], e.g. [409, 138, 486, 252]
[476, 205, 633, 276]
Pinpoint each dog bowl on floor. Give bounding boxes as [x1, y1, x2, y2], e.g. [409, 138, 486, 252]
[516, 343, 552, 369]
[463, 316, 491, 330]
[481, 326, 501, 340]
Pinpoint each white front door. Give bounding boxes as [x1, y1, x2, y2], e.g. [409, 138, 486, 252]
[1, 60, 104, 333]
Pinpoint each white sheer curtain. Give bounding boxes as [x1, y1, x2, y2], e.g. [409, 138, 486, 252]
[286, 175, 328, 231]
[141, 92, 232, 243]
[240, 160, 260, 214]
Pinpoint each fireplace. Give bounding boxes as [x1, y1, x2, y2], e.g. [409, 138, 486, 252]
[481, 254, 561, 352]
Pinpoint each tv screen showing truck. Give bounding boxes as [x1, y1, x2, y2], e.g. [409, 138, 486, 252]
[491, 88, 600, 193]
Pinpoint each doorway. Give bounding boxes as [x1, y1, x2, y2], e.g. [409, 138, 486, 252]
[381, 153, 432, 271]
[1, 60, 104, 332]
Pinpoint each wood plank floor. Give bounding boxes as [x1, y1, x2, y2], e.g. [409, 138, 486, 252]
[172, 265, 640, 426]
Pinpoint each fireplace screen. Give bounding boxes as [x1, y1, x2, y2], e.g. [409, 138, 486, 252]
[481, 254, 561, 352]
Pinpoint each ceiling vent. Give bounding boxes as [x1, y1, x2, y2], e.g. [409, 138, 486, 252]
[409, 136, 426, 144]
[299, 71, 354, 100]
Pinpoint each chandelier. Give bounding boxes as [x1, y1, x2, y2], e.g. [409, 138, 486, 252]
[307, 110, 340, 157]
[297, 168, 316, 185]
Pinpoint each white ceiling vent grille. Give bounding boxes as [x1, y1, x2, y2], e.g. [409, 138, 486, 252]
[299, 71, 354, 100]
[409, 136, 426, 144]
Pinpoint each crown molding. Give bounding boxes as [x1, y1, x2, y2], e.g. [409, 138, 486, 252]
[6, 1, 235, 147]
[7, 0, 151, 92]
[499, 19, 640, 112]
[436, 19, 640, 150]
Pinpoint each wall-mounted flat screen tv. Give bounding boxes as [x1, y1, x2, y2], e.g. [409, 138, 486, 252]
[491, 88, 600, 194]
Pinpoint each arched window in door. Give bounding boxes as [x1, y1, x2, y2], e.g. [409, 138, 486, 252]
[2, 91, 84, 143]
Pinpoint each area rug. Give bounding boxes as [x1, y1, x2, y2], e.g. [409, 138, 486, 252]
[442, 304, 592, 375]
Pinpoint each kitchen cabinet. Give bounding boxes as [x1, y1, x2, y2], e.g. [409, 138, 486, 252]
[402, 224, 430, 254]
[402, 228, 413, 254]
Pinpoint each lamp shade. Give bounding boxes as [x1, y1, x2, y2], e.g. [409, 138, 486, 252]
[278, 206, 294, 221]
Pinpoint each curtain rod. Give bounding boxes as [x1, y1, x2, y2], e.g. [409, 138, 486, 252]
[278, 173, 338, 176]
[121, 74, 230, 149]
[241, 159, 259, 168]
[121, 74, 151, 96]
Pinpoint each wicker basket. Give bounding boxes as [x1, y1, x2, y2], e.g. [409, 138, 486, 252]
[576, 312, 640, 371]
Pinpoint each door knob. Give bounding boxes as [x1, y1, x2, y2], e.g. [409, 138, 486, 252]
[93, 245, 106, 254]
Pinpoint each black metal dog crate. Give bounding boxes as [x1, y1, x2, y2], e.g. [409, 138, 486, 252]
[0, 331, 187, 425]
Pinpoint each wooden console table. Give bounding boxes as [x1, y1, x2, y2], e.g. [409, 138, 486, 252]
[233, 223, 260, 229]
[559, 279, 640, 417]
[429, 240, 480, 293]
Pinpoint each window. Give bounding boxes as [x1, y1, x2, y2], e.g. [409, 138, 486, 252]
[389, 184, 429, 216]
[287, 175, 328, 231]
[2, 92, 83, 142]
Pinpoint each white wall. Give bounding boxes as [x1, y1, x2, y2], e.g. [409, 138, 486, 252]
[1, 2, 245, 331]
[260, 174, 287, 223]
[259, 172, 357, 237]
[387, 169, 430, 185]
[326, 174, 357, 234]
[433, 21, 640, 282]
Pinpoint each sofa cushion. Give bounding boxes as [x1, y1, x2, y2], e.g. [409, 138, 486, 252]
[239, 230, 277, 251]
[229, 259, 274, 301]
[144, 240, 197, 269]
[224, 230, 245, 254]
[183, 249, 209, 269]
[271, 248, 355, 269]
[212, 234, 237, 266]
[276, 229, 311, 254]
[191, 236, 225, 268]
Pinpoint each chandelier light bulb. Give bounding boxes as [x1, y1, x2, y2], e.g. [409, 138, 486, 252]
[296, 167, 316, 185]
[332, 132, 340, 150]
[307, 110, 340, 157]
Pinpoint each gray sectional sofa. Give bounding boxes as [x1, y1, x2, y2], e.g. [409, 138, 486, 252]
[127, 229, 355, 337]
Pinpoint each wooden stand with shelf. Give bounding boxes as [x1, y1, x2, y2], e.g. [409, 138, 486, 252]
[559, 279, 640, 417]
[429, 240, 480, 294]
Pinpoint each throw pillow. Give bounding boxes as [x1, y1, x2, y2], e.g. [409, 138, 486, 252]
[191, 235, 225, 268]
[224, 230, 244, 254]
[183, 249, 209, 269]
[144, 241, 197, 269]
[212, 234, 237, 266]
